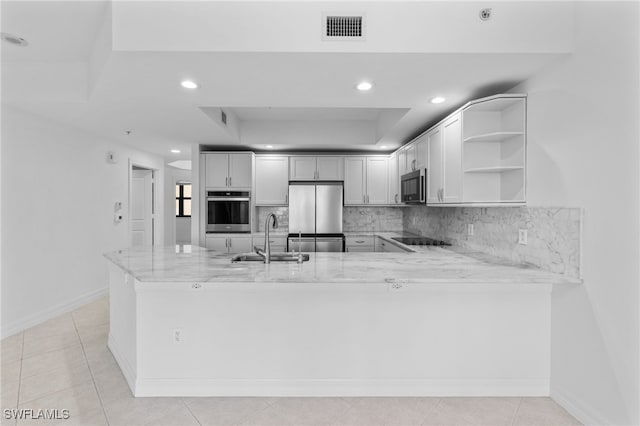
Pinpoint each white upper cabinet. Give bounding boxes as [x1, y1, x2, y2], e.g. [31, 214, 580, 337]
[344, 156, 388, 205]
[388, 152, 400, 204]
[397, 147, 408, 176]
[289, 156, 343, 181]
[255, 156, 289, 205]
[427, 126, 444, 204]
[204, 153, 253, 189]
[442, 112, 463, 203]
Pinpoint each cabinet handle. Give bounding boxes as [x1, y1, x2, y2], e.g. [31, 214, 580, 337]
[225, 238, 228, 248]
[363, 195, 365, 204]
[229, 177, 232, 186]
[395, 194, 398, 203]
[229, 238, 232, 248]
[225, 177, 228, 186]
[355, 240, 365, 243]
[285, 194, 288, 204]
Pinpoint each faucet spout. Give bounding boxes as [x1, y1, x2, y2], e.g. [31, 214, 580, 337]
[263, 213, 278, 264]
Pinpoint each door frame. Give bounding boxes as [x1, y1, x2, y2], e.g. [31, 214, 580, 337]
[129, 160, 158, 247]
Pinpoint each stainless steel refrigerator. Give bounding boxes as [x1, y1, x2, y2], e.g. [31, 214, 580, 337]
[287, 182, 344, 252]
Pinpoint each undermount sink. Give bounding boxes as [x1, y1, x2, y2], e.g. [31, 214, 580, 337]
[231, 252, 310, 263]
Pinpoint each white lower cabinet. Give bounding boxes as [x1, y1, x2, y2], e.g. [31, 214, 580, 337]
[345, 236, 374, 252]
[205, 235, 252, 253]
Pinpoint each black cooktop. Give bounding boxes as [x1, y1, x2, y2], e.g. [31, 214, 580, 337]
[392, 237, 451, 246]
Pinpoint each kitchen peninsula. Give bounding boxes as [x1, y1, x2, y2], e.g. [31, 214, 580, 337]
[105, 237, 579, 398]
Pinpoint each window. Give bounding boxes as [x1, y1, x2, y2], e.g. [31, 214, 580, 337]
[176, 183, 192, 217]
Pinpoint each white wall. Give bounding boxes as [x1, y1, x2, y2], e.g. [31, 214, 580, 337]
[512, 3, 639, 424]
[1, 106, 166, 337]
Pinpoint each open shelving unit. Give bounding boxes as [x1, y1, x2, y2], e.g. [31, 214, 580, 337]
[461, 95, 526, 203]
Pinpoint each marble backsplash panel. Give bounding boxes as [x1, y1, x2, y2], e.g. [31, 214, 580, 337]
[403, 206, 582, 278]
[343, 206, 404, 232]
[256, 206, 404, 233]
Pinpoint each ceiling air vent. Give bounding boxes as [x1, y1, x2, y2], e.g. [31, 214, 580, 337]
[323, 14, 365, 41]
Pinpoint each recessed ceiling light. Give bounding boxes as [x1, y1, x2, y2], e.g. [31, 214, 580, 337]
[431, 96, 446, 104]
[265, 145, 273, 149]
[379, 146, 388, 149]
[181, 80, 198, 89]
[356, 81, 373, 91]
[171, 149, 181, 154]
[1, 32, 28, 47]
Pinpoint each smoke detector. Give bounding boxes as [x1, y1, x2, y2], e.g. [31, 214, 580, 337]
[1, 33, 28, 47]
[479, 8, 492, 21]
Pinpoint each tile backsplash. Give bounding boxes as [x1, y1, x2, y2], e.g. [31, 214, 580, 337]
[255, 206, 404, 233]
[343, 206, 404, 232]
[404, 206, 582, 278]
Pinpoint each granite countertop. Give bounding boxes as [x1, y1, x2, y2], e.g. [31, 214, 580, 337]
[105, 236, 582, 285]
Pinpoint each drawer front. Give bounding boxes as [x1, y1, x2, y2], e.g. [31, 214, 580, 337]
[253, 235, 287, 251]
[345, 236, 374, 246]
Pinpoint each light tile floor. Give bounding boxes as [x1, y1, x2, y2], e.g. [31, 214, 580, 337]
[1, 296, 583, 426]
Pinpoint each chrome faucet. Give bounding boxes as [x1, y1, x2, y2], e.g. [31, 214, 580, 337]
[258, 212, 278, 264]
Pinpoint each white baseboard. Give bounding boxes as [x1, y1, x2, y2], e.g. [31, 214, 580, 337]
[552, 387, 611, 426]
[1, 287, 108, 339]
[132, 377, 549, 398]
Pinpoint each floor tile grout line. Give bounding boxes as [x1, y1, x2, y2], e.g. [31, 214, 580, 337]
[180, 398, 202, 426]
[70, 312, 111, 426]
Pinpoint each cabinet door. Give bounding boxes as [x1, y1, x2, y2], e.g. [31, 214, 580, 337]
[316, 157, 344, 180]
[388, 153, 399, 204]
[427, 126, 443, 204]
[366, 157, 389, 205]
[205, 154, 229, 188]
[415, 134, 428, 170]
[228, 236, 252, 254]
[405, 144, 417, 172]
[397, 148, 407, 176]
[289, 157, 317, 180]
[442, 112, 463, 203]
[228, 153, 252, 189]
[255, 156, 289, 205]
[205, 236, 228, 252]
[344, 157, 366, 205]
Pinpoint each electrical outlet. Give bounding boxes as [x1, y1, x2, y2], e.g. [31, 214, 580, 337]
[518, 229, 528, 245]
[173, 329, 183, 344]
[412, 217, 416, 225]
[467, 224, 474, 236]
[367, 215, 372, 223]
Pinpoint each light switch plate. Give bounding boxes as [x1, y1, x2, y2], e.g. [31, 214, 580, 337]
[467, 224, 474, 236]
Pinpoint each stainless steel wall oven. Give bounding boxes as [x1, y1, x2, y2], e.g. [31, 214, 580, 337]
[206, 191, 251, 233]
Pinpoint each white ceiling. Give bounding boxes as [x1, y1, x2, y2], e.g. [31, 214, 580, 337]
[1, 1, 574, 162]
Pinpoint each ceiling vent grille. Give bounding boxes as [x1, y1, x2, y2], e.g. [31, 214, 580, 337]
[323, 14, 365, 40]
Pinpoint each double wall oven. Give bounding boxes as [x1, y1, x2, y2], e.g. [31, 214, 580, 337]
[206, 191, 251, 233]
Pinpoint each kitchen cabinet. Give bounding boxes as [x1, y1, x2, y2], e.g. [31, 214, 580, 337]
[344, 156, 389, 205]
[388, 152, 400, 204]
[397, 147, 408, 176]
[289, 156, 343, 181]
[204, 153, 253, 189]
[255, 156, 289, 205]
[461, 95, 526, 203]
[374, 237, 408, 252]
[345, 235, 374, 252]
[205, 235, 252, 253]
[428, 112, 462, 204]
[398, 134, 427, 176]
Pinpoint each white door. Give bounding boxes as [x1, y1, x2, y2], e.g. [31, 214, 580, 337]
[205, 153, 229, 188]
[443, 112, 463, 203]
[344, 157, 366, 205]
[366, 157, 389, 204]
[316, 157, 344, 180]
[427, 126, 443, 204]
[131, 168, 154, 246]
[255, 156, 288, 205]
[289, 156, 317, 180]
[228, 153, 252, 188]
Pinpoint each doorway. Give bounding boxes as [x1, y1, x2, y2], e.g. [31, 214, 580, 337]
[130, 165, 155, 246]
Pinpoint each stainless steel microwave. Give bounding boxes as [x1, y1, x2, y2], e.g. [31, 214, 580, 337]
[206, 191, 251, 233]
[401, 169, 426, 204]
